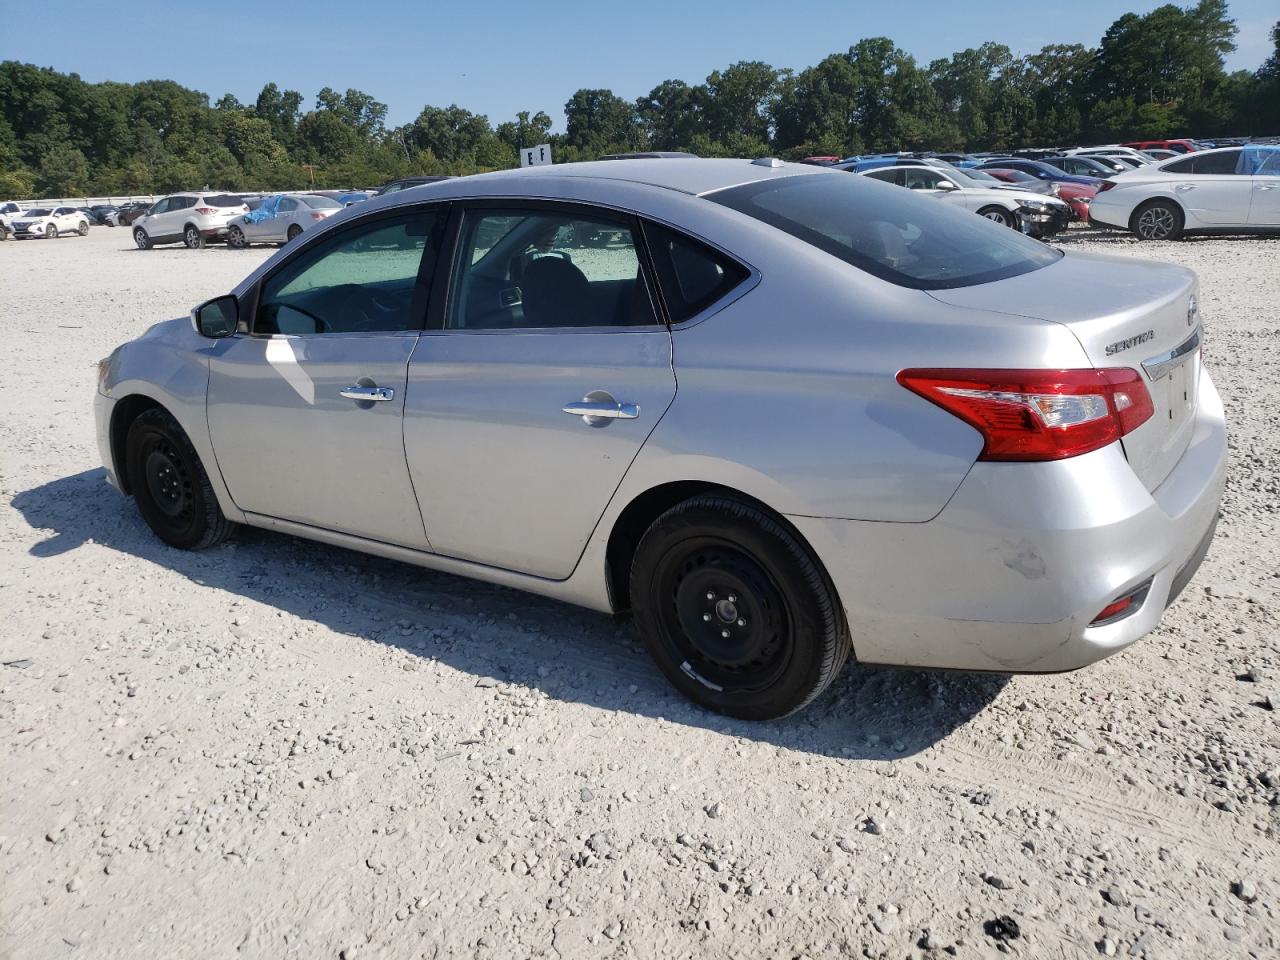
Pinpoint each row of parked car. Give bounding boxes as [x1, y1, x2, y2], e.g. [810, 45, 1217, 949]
[800, 138, 1280, 240]
[0, 175, 452, 247]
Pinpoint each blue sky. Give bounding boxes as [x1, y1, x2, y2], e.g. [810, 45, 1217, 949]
[3, 0, 1275, 130]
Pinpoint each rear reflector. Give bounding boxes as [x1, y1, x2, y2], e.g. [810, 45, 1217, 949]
[897, 368, 1154, 461]
[1089, 581, 1152, 626]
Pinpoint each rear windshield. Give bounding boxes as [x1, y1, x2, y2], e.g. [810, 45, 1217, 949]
[301, 195, 342, 208]
[708, 173, 1061, 290]
[203, 194, 246, 207]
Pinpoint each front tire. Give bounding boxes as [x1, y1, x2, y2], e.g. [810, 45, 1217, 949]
[134, 228, 152, 250]
[630, 495, 850, 721]
[978, 206, 1016, 229]
[125, 408, 236, 550]
[227, 225, 249, 249]
[1131, 199, 1184, 241]
[77, 220, 89, 236]
[46, 224, 58, 239]
[184, 225, 205, 249]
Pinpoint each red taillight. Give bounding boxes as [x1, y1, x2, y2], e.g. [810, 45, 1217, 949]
[1096, 180, 1116, 192]
[310, 212, 327, 220]
[896, 368, 1154, 462]
[194, 206, 216, 214]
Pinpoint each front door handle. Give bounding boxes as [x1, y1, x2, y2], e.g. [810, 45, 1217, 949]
[1175, 183, 1195, 191]
[1257, 184, 1276, 191]
[340, 385, 394, 402]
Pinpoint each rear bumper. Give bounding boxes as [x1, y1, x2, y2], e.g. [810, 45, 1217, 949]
[790, 368, 1227, 673]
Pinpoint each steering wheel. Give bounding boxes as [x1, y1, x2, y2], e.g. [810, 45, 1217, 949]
[332, 283, 404, 331]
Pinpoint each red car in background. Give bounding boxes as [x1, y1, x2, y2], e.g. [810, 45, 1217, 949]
[1122, 139, 1197, 154]
[983, 167, 1097, 221]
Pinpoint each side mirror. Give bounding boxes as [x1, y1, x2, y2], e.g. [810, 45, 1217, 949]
[193, 295, 238, 339]
[936, 180, 957, 191]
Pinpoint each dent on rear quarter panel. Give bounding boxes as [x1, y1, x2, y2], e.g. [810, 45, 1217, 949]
[638, 244, 1089, 523]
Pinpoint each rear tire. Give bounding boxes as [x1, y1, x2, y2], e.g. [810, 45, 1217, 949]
[978, 206, 1016, 229]
[286, 224, 303, 242]
[1131, 199, 1184, 241]
[630, 495, 850, 721]
[134, 228, 152, 250]
[184, 224, 205, 249]
[125, 408, 236, 550]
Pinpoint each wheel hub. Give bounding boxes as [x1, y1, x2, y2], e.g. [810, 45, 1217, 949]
[144, 447, 188, 518]
[668, 546, 787, 681]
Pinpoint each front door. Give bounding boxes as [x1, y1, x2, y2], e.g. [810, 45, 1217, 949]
[1245, 147, 1280, 226]
[403, 203, 676, 580]
[207, 206, 447, 548]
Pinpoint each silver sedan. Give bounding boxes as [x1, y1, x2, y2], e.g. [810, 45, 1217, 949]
[226, 193, 343, 248]
[94, 159, 1226, 720]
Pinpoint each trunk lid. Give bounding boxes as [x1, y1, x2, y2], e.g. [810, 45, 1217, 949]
[928, 250, 1201, 491]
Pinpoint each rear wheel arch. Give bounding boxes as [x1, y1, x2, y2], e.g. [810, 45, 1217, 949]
[1129, 196, 1185, 239]
[604, 481, 840, 617]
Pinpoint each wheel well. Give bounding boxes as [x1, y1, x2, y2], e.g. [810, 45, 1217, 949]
[604, 481, 828, 615]
[1129, 196, 1182, 229]
[109, 395, 164, 495]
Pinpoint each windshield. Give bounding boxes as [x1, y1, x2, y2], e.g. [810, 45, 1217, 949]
[301, 195, 342, 209]
[709, 173, 1061, 291]
[25, 208, 51, 216]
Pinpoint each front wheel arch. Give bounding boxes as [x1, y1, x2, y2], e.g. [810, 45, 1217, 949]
[109, 395, 166, 496]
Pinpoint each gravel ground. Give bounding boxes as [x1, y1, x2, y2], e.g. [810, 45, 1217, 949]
[1, 225, 1278, 959]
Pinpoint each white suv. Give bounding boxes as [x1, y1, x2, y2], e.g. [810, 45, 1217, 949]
[9, 205, 91, 239]
[132, 193, 250, 250]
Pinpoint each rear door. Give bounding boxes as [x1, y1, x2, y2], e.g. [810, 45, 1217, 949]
[1172, 149, 1249, 225]
[206, 206, 447, 547]
[403, 202, 676, 579]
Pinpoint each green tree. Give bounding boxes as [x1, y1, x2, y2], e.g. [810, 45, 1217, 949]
[563, 88, 642, 155]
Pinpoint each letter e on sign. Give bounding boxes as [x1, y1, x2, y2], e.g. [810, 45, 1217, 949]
[520, 144, 552, 168]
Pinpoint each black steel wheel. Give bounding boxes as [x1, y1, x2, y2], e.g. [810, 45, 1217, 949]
[631, 495, 850, 720]
[125, 408, 236, 549]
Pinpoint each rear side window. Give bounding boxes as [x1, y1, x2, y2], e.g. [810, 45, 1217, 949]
[1163, 156, 1196, 174]
[709, 172, 1061, 291]
[1192, 150, 1241, 175]
[644, 222, 749, 324]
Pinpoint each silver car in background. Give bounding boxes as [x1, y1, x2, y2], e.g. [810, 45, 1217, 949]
[226, 194, 344, 248]
[94, 159, 1226, 720]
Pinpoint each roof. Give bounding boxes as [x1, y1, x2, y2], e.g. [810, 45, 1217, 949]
[455, 158, 827, 197]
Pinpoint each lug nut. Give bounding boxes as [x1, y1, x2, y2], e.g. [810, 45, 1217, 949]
[721, 630, 730, 639]
[728, 594, 737, 603]
[706, 591, 715, 600]
[702, 613, 711, 622]
[737, 618, 746, 627]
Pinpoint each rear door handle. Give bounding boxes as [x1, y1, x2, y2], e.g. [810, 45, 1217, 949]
[1257, 184, 1276, 191]
[340, 385, 394, 401]
[1175, 183, 1195, 191]
[562, 401, 640, 420]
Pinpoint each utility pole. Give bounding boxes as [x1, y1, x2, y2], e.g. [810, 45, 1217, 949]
[301, 164, 318, 186]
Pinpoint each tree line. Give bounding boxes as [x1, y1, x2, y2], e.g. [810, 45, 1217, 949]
[1, 0, 1277, 198]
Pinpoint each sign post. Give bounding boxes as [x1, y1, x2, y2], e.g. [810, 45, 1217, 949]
[520, 144, 553, 168]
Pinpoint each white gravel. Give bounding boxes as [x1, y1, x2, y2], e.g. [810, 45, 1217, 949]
[1, 225, 1278, 958]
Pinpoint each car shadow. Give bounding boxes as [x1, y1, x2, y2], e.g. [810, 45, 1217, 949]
[11, 470, 1009, 760]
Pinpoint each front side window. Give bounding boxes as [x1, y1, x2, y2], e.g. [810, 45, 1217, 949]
[447, 208, 657, 330]
[903, 168, 944, 190]
[277, 197, 298, 213]
[863, 168, 901, 185]
[255, 209, 444, 335]
[710, 172, 1061, 291]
